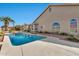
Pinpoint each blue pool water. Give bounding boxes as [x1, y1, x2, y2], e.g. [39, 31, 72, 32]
[9, 33, 46, 46]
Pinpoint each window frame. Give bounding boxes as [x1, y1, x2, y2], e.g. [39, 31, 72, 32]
[70, 18, 77, 32]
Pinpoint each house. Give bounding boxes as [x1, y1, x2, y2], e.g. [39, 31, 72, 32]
[1, 26, 13, 31]
[31, 4, 79, 35]
[22, 24, 32, 32]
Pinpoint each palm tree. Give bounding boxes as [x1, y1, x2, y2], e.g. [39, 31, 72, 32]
[10, 19, 15, 26]
[0, 16, 15, 31]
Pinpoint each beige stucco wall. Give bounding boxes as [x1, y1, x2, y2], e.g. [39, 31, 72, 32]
[33, 5, 79, 34]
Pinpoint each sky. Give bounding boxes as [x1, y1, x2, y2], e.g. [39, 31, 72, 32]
[0, 3, 49, 26]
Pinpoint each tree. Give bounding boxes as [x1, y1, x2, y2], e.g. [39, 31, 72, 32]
[14, 25, 22, 31]
[0, 16, 15, 31]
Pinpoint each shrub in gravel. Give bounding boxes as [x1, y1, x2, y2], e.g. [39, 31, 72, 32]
[59, 32, 69, 36]
[66, 36, 79, 42]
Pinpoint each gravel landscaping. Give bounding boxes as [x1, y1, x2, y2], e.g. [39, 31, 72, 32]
[0, 36, 4, 50]
[35, 32, 79, 43]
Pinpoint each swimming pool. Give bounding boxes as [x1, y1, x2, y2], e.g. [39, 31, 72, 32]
[9, 33, 46, 46]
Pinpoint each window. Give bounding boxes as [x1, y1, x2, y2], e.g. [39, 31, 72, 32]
[52, 22, 60, 31]
[70, 19, 77, 32]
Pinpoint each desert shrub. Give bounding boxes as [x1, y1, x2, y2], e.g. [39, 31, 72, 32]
[30, 31, 37, 34]
[66, 36, 79, 42]
[23, 30, 27, 32]
[38, 31, 43, 33]
[68, 34, 74, 37]
[44, 31, 51, 34]
[27, 30, 31, 32]
[73, 35, 79, 40]
[52, 31, 59, 35]
[59, 32, 69, 36]
[0, 30, 3, 36]
[9, 30, 13, 33]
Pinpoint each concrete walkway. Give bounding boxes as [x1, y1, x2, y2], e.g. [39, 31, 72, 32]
[0, 36, 79, 56]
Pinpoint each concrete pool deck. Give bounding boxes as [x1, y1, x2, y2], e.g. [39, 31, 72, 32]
[0, 36, 79, 56]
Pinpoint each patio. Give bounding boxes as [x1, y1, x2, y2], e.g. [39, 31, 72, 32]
[0, 36, 79, 56]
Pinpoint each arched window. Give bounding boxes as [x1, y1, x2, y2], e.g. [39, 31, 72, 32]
[70, 19, 77, 32]
[52, 22, 60, 31]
